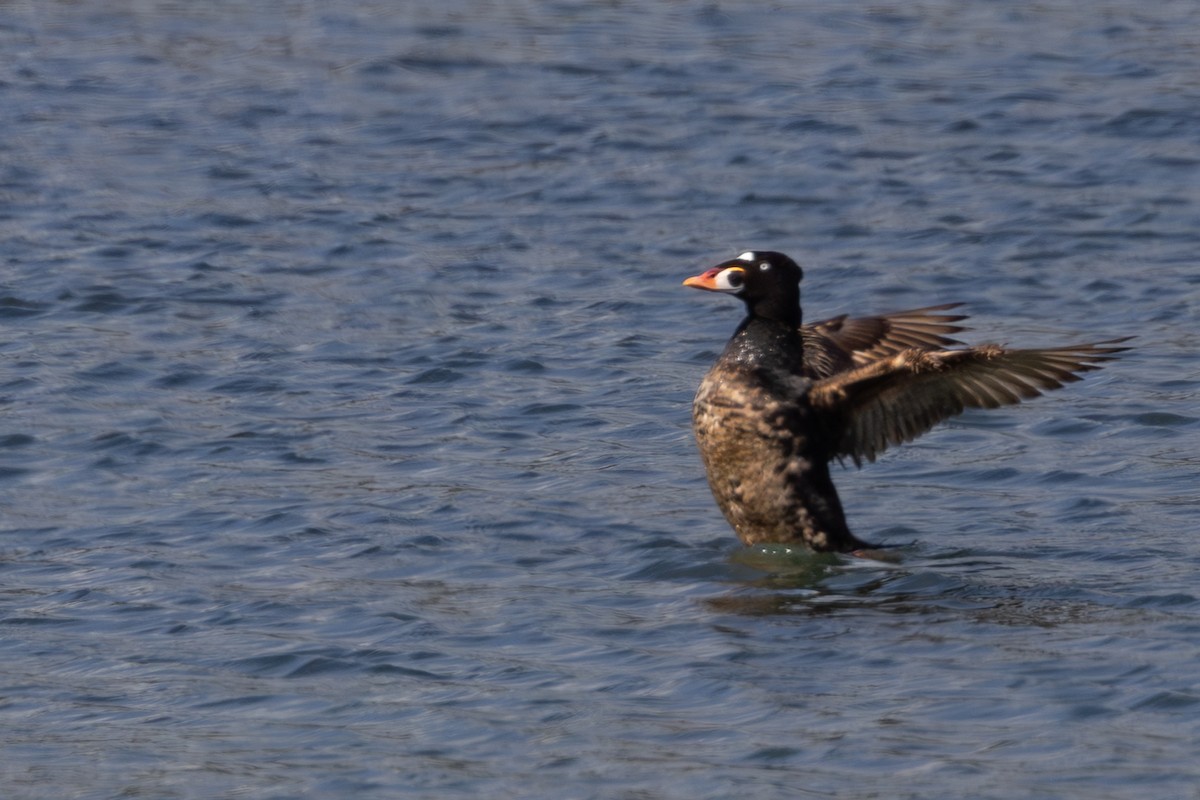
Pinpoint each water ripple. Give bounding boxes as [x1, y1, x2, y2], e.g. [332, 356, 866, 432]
[0, 2, 1197, 799]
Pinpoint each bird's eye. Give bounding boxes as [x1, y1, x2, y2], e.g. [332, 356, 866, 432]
[759, 262, 771, 272]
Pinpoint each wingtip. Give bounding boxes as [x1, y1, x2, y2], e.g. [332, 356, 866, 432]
[1074, 337, 1134, 360]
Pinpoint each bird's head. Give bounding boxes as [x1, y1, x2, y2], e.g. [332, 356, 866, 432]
[683, 251, 803, 325]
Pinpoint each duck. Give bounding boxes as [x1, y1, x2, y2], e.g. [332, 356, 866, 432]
[684, 250, 1129, 553]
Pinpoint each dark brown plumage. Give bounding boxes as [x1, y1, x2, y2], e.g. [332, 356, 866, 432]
[684, 251, 1129, 553]
[801, 303, 968, 379]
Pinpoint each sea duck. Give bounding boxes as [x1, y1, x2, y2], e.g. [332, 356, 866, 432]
[685, 250, 1128, 553]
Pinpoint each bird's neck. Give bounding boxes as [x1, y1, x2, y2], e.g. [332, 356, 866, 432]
[751, 293, 801, 329]
[726, 314, 805, 371]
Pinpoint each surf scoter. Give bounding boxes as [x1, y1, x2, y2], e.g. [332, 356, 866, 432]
[685, 250, 1128, 553]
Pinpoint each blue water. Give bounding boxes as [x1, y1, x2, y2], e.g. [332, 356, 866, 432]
[1, 2, 1198, 798]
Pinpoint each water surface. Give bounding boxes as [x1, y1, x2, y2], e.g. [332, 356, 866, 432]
[1, 2, 1198, 798]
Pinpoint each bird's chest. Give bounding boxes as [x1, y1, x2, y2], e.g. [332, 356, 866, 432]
[691, 366, 813, 467]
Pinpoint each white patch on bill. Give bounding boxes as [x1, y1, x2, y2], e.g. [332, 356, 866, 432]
[715, 267, 745, 292]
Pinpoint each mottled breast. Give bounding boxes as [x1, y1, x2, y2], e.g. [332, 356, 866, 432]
[691, 362, 818, 544]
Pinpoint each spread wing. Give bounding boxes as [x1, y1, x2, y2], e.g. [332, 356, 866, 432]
[809, 339, 1131, 465]
[804, 304, 969, 367]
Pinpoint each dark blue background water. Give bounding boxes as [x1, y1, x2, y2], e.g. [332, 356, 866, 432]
[2, 2, 1198, 798]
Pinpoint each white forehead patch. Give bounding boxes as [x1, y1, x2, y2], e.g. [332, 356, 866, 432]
[737, 251, 756, 262]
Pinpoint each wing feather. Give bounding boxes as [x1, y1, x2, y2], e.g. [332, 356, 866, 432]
[810, 339, 1131, 465]
[802, 303, 969, 377]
